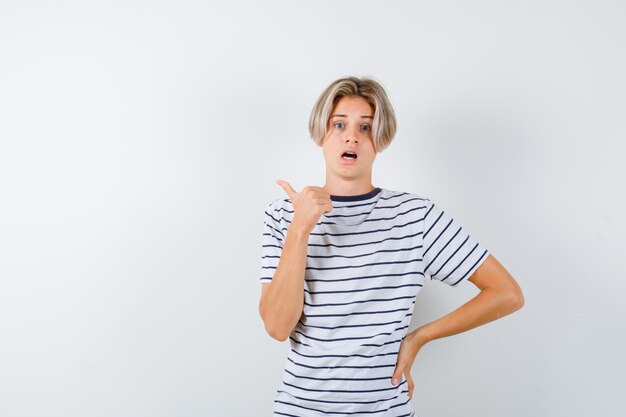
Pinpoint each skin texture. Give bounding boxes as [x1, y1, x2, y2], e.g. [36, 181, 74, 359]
[268, 95, 525, 401]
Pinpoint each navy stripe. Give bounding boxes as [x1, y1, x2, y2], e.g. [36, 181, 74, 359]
[330, 187, 382, 202]
[308, 230, 423, 249]
[306, 283, 422, 296]
[306, 271, 424, 284]
[290, 348, 400, 360]
[304, 295, 419, 309]
[282, 377, 409, 392]
[278, 387, 404, 404]
[299, 319, 406, 332]
[303, 305, 413, 317]
[305, 257, 423, 271]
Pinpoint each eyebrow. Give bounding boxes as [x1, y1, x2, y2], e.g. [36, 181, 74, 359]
[330, 114, 373, 119]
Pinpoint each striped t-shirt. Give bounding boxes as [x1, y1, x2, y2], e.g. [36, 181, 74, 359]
[259, 187, 490, 417]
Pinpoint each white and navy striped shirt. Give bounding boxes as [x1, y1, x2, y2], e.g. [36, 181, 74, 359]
[260, 187, 490, 417]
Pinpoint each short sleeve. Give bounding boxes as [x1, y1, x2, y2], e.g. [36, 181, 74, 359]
[422, 198, 490, 287]
[259, 201, 285, 284]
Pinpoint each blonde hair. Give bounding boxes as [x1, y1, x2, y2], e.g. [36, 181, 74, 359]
[308, 76, 397, 153]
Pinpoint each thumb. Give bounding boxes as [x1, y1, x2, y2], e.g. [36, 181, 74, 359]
[276, 179, 297, 200]
[390, 364, 403, 386]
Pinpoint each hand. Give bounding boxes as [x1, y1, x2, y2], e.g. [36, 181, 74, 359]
[276, 180, 333, 234]
[390, 328, 427, 401]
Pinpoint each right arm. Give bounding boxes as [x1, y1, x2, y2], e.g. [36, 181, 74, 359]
[259, 223, 310, 341]
[258, 181, 332, 342]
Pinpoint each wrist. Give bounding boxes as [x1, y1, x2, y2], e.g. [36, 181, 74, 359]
[412, 325, 432, 348]
[288, 223, 311, 237]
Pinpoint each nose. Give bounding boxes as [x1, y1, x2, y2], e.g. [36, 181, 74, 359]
[345, 126, 360, 144]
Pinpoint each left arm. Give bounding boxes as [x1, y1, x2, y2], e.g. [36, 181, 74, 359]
[410, 253, 524, 347]
[391, 254, 524, 392]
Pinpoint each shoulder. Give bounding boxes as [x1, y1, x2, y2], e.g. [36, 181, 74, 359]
[264, 196, 291, 221]
[382, 188, 431, 205]
[269, 196, 292, 209]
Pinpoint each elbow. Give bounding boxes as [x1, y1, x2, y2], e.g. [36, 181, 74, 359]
[259, 299, 298, 342]
[274, 332, 290, 342]
[514, 289, 525, 311]
[265, 324, 289, 342]
[504, 285, 525, 313]
[260, 307, 290, 342]
[512, 278, 525, 311]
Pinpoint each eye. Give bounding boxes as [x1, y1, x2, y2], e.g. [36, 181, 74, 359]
[361, 124, 371, 131]
[334, 122, 344, 129]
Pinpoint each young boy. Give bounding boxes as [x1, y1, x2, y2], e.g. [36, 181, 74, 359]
[258, 76, 524, 417]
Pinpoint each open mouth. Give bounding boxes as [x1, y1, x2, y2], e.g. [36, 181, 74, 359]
[341, 151, 357, 160]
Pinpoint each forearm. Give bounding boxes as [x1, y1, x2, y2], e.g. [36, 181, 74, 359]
[260, 224, 310, 341]
[413, 286, 523, 347]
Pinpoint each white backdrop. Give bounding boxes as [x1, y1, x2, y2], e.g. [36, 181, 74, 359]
[1, 1, 624, 416]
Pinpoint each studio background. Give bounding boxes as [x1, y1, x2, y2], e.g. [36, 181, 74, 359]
[0, 1, 624, 416]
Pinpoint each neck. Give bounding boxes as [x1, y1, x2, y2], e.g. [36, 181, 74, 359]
[323, 179, 375, 197]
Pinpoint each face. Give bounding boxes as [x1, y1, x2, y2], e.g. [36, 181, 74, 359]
[321, 95, 377, 180]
